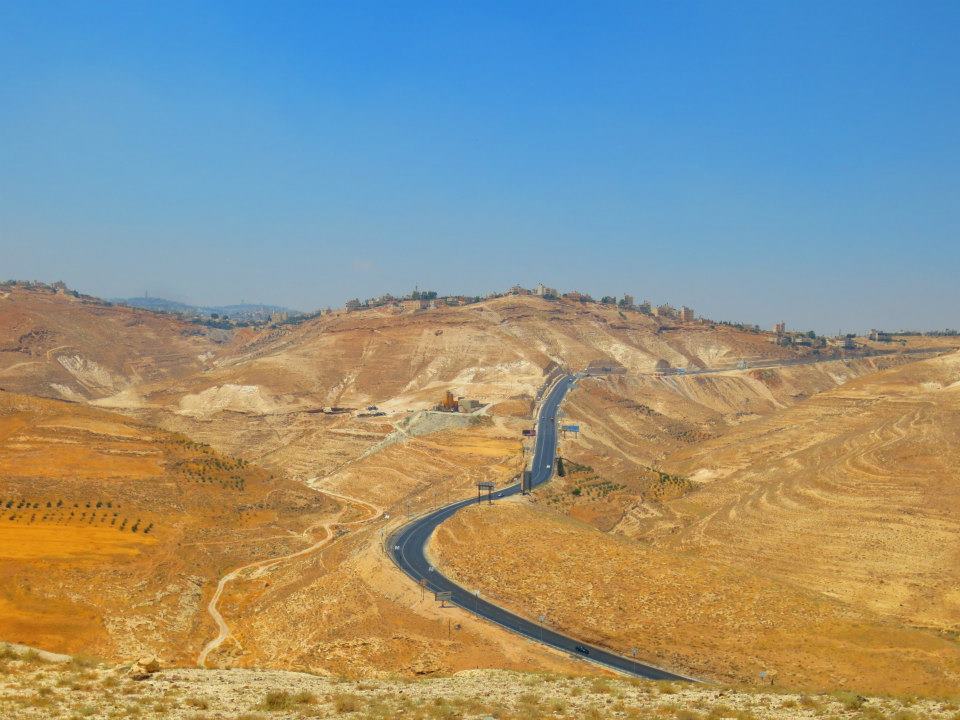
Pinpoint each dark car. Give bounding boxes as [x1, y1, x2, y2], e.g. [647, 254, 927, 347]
[574, 645, 590, 656]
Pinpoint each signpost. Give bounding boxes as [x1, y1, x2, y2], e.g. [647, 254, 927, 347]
[477, 481, 495, 504]
[521, 470, 532, 494]
[435, 590, 452, 607]
[560, 424, 580, 434]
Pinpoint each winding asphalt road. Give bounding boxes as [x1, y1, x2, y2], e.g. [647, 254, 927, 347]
[388, 375, 689, 680]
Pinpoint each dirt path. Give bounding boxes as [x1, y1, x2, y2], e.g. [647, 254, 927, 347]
[197, 484, 382, 668]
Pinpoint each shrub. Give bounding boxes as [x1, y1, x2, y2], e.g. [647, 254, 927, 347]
[293, 689, 316, 704]
[833, 691, 866, 711]
[332, 693, 362, 713]
[260, 690, 295, 711]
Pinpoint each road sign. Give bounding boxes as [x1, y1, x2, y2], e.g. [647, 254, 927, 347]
[522, 428, 536, 437]
[435, 591, 452, 602]
[561, 424, 580, 433]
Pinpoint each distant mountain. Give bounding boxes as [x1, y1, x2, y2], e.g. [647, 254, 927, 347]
[113, 296, 302, 320]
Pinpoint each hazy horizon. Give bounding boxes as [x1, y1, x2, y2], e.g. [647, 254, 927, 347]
[3, 1, 958, 335]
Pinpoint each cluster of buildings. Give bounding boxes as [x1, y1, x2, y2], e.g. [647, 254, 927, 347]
[1, 279, 91, 301]
[507, 284, 696, 322]
[434, 391, 482, 413]
[770, 322, 856, 349]
[345, 289, 483, 312]
[342, 284, 698, 323]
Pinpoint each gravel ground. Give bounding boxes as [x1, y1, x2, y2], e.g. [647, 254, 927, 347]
[1, 647, 958, 720]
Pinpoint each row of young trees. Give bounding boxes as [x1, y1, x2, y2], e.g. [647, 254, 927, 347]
[1, 506, 154, 533]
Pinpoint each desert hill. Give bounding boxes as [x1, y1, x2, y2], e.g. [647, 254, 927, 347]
[2, 283, 959, 695]
[92, 294, 819, 480]
[2, 286, 836, 484]
[431, 351, 960, 694]
[0, 390, 328, 664]
[0, 285, 225, 402]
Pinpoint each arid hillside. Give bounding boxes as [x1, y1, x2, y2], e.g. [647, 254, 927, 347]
[0, 390, 329, 664]
[545, 352, 946, 531]
[197, 415, 590, 678]
[433, 499, 960, 696]
[0, 285, 224, 401]
[4, 284, 958, 697]
[655, 352, 960, 643]
[433, 352, 960, 695]
[96, 294, 813, 480]
[0, 387, 580, 679]
[2, 287, 813, 481]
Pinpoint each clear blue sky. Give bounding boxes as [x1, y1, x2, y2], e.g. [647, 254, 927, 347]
[2, 1, 957, 333]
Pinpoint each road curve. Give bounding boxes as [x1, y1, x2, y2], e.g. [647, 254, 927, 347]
[388, 375, 691, 681]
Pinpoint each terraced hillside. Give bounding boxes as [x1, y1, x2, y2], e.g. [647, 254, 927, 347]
[0, 390, 328, 663]
[433, 352, 960, 695]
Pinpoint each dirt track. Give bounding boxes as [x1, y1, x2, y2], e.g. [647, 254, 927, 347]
[198, 486, 383, 667]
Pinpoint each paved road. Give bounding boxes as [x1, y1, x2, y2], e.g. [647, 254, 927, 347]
[388, 375, 690, 680]
[653, 345, 951, 377]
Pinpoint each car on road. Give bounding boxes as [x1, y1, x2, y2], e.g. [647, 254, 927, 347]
[574, 645, 590, 656]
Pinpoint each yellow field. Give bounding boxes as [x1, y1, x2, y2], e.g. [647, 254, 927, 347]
[0, 595, 102, 655]
[0, 523, 155, 561]
[420, 430, 521, 458]
[0, 443, 164, 479]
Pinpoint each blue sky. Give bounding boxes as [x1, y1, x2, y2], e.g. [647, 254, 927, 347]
[1, 1, 957, 333]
